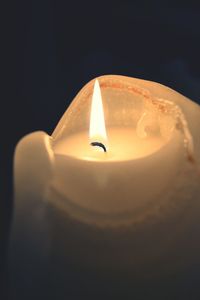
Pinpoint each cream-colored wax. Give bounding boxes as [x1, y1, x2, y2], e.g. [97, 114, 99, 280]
[11, 76, 200, 292]
[54, 127, 165, 161]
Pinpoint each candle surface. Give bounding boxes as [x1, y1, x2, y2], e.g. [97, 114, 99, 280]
[54, 128, 165, 161]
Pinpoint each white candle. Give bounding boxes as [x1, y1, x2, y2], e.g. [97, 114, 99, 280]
[10, 75, 200, 297]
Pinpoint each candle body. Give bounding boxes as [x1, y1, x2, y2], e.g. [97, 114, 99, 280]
[10, 75, 200, 298]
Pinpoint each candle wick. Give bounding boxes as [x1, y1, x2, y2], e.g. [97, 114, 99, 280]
[90, 142, 107, 152]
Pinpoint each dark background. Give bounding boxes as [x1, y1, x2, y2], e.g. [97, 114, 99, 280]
[1, 0, 200, 298]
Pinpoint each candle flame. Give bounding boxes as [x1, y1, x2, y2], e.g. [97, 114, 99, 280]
[89, 79, 107, 143]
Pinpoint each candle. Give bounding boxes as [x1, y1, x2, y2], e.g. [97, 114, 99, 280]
[10, 75, 200, 297]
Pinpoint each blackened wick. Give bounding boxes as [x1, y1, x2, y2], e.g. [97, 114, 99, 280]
[90, 142, 107, 152]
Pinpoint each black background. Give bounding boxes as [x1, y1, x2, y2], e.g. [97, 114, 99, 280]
[1, 0, 200, 298]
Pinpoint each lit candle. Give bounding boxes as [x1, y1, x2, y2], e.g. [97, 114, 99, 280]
[10, 75, 200, 297]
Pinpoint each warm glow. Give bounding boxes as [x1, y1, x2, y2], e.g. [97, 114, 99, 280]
[89, 79, 107, 143]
